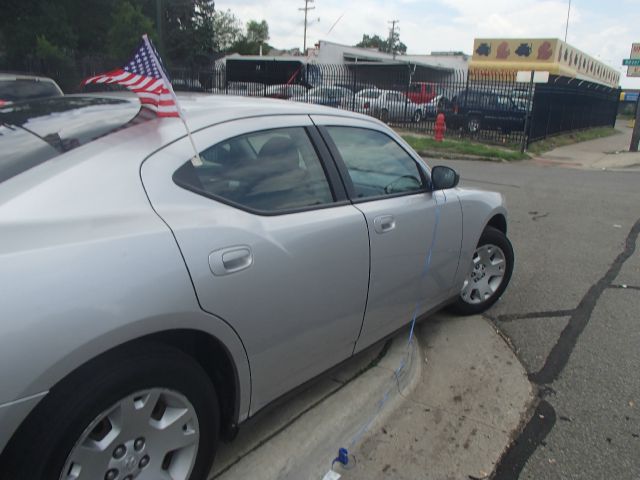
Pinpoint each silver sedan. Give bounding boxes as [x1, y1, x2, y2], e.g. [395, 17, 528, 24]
[0, 94, 513, 480]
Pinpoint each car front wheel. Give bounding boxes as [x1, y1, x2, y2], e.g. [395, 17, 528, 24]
[0, 344, 219, 480]
[450, 226, 514, 315]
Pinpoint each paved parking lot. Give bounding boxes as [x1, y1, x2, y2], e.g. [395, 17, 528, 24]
[439, 150, 640, 479]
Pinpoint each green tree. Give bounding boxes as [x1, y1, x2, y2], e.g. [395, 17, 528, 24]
[246, 20, 269, 44]
[212, 9, 242, 52]
[161, 0, 216, 67]
[107, 1, 156, 63]
[230, 19, 271, 55]
[356, 32, 407, 55]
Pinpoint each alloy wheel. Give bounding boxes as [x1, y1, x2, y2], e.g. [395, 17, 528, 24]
[60, 389, 199, 480]
[460, 244, 507, 305]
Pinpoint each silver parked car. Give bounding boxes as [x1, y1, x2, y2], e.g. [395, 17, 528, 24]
[354, 88, 423, 123]
[0, 94, 513, 480]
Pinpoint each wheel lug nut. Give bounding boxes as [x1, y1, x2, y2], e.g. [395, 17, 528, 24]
[105, 469, 118, 480]
[134, 437, 145, 451]
[139, 454, 150, 468]
[113, 445, 126, 459]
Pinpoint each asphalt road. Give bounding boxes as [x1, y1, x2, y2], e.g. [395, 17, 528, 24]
[436, 157, 640, 480]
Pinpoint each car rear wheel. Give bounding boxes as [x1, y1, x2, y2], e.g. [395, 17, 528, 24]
[380, 109, 389, 123]
[412, 110, 422, 123]
[0, 344, 219, 480]
[449, 226, 514, 315]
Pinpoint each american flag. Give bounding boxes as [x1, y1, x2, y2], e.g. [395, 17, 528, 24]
[82, 35, 179, 117]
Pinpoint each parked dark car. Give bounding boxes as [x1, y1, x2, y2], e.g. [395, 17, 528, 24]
[448, 90, 527, 134]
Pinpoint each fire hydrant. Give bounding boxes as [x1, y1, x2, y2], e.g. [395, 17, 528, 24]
[434, 113, 446, 142]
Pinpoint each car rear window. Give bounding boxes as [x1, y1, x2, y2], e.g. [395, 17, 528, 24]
[0, 96, 149, 184]
[0, 79, 62, 102]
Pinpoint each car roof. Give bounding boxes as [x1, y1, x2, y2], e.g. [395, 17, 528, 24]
[2, 93, 381, 165]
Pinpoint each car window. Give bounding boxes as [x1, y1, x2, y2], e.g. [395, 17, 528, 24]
[326, 126, 425, 199]
[174, 127, 334, 213]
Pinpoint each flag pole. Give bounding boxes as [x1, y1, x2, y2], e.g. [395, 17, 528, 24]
[143, 34, 203, 166]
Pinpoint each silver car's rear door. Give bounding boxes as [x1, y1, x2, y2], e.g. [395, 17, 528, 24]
[141, 115, 370, 415]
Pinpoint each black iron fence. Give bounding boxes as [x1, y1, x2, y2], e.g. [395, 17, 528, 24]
[167, 63, 619, 148]
[528, 76, 620, 142]
[7, 58, 620, 147]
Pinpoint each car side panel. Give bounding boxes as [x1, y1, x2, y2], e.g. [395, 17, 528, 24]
[141, 115, 371, 415]
[0, 136, 252, 453]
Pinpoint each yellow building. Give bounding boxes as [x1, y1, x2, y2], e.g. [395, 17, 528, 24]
[469, 38, 620, 87]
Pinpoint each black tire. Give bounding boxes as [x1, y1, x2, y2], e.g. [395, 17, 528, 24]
[380, 109, 389, 123]
[466, 115, 481, 133]
[449, 226, 514, 315]
[0, 343, 219, 480]
[413, 109, 423, 123]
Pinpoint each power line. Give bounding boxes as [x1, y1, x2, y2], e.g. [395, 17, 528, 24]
[299, 0, 316, 53]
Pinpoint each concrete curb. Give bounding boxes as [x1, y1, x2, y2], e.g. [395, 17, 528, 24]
[211, 327, 422, 480]
[210, 314, 534, 480]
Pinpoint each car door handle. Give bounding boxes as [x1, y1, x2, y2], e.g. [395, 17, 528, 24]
[209, 246, 253, 276]
[373, 215, 396, 234]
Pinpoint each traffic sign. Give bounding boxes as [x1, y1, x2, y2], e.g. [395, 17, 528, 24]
[622, 58, 640, 66]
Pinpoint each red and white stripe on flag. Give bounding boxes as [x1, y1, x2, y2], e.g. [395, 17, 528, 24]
[82, 69, 179, 117]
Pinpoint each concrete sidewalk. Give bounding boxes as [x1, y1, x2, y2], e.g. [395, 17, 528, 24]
[530, 121, 640, 171]
[209, 314, 533, 480]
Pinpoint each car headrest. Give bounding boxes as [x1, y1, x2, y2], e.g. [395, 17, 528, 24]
[257, 136, 300, 170]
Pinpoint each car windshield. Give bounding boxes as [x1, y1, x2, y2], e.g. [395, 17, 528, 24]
[0, 96, 149, 184]
[0, 78, 62, 102]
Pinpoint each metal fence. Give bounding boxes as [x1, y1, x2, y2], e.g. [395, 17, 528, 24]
[528, 75, 620, 142]
[168, 62, 619, 148]
[8, 58, 620, 147]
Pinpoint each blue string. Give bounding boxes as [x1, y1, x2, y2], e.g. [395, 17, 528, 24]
[332, 191, 443, 469]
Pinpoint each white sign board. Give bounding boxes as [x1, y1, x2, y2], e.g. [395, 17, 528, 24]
[516, 70, 550, 83]
[628, 43, 640, 78]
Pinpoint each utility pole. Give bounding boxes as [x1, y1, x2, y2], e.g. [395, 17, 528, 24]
[564, 0, 571, 43]
[388, 20, 399, 59]
[299, 0, 315, 54]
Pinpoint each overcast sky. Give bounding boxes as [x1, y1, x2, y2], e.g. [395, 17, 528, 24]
[215, 0, 640, 88]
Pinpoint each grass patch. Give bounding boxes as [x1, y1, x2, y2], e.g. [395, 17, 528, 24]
[401, 135, 529, 161]
[527, 127, 619, 155]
